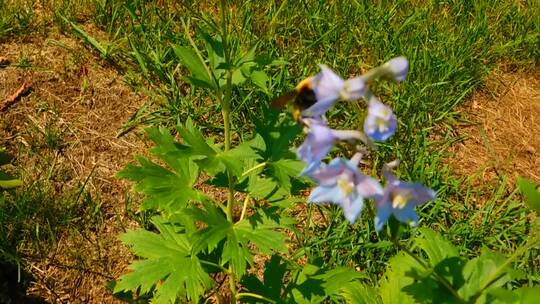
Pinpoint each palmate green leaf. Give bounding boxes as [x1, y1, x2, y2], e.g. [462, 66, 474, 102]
[289, 263, 364, 303]
[379, 252, 425, 304]
[173, 45, 215, 89]
[268, 159, 305, 192]
[118, 127, 204, 211]
[189, 204, 289, 277]
[118, 156, 202, 211]
[517, 177, 540, 214]
[176, 119, 258, 177]
[197, 27, 224, 72]
[188, 201, 231, 254]
[458, 249, 524, 302]
[241, 255, 288, 303]
[341, 282, 381, 304]
[415, 227, 459, 265]
[115, 217, 212, 303]
[251, 70, 270, 94]
[145, 127, 198, 184]
[241, 110, 305, 200]
[254, 110, 301, 162]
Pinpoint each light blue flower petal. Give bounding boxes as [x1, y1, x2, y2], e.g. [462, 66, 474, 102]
[310, 158, 346, 186]
[341, 77, 366, 100]
[341, 193, 364, 223]
[300, 161, 322, 176]
[356, 176, 384, 199]
[384, 56, 408, 82]
[363, 98, 397, 141]
[308, 184, 345, 204]
[393, 205, 419, 226]
[374, 201, 392, 231]
[297, 123, 336, 176]
[395, 182, 436, 207]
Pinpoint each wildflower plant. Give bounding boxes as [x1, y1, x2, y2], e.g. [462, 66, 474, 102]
[113, 2, 540, 303]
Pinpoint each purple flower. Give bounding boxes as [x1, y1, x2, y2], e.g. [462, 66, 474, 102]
[374, 162, 436, 231]
[308, 156, 383, 223]
[297, 119, 371, 176]
[383, 56, 409, 82]
[363, 95, 397, 141]
[301, 65, 366, 118]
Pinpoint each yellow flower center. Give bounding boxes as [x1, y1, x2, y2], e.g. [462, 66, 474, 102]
[337, 174, 354, 195]
[391, 192, 411, 209]
[376, 117, 389, 132]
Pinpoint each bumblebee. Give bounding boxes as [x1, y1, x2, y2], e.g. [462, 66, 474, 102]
[270, 78, 316, 122]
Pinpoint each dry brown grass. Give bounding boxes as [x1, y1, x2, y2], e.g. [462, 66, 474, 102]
[1, 27, 149, 303]
[446, 69, 540, 193]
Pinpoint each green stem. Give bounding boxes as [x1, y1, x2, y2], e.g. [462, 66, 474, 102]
[237, 292, 276, 303]
[239, 195, 251, 221]
[241, 162, 267, 177]
[392, 238, 466, 303]
[199, 260, 230, 274]
[220, 1, 237, 302]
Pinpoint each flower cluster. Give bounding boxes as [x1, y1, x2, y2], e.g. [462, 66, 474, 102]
[296, 57, 435, 231]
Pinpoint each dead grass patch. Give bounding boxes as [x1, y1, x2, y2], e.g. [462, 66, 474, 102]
[1, 27, 149, 303]
[446, 69, 540, 194]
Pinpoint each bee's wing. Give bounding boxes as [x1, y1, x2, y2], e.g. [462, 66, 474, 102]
[270, 90, 297, 109]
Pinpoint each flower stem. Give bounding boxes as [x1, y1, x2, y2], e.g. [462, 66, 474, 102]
[220, 1, 237, 302]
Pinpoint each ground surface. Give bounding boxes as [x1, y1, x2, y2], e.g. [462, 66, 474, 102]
[1, 28, 147, 303]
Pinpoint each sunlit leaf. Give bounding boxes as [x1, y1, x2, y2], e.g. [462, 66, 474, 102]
[517, 177, 540, 214]
[173, 45, 215, 89]
[115, 217, 212, 302]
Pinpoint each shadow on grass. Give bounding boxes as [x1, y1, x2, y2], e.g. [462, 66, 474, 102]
[0, 260, 47, 304]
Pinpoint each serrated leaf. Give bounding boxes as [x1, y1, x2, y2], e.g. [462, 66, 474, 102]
[415, 227, 459, 265]
[173, 45, 215, 89]
[341, 282, 381, 304]
[145, 127, 198, 184]
[220, 141, 259, 178]
[517, 177, 540, 214]
[241, 255, 287, 303]
[314, 267, 366, 298]
[190, 205, 289, 277]
[188, 202, 231, 254]
[251, 70, 269, 94]
[116, 217, 212, 302]
[268, 159, 304, 192]
[117, 157, 202, 211]
[459, 250, 512, 301]
[198, 27, 224, 70]
[232, 68, 247, 85]
[515, 286, 540, 304]
[236, 215, 288, 255]
[379, 251, 424, 304]
[288, 264, 363, 303]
